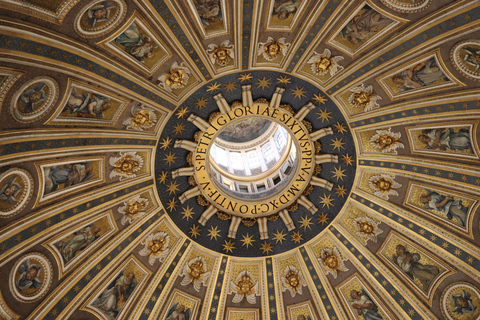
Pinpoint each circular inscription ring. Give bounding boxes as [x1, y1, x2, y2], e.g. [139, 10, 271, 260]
[194, 104, 315, 217]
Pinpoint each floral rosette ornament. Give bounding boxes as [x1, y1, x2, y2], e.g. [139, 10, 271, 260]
[109, 151, 144, 180]
[138, 231, 170, 266]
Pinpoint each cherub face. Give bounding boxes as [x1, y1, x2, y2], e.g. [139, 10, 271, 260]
[455, 296, 469, 308]
[29, 91, 42, 103]
[117, 158, 138, 174]
[357, 221, 374, 235]
[148, 238, 166, 253]
[126, 200, 145, 215]
[213, 48, 230, 65]
[132, 110, 152, 126]
[237, 275, 254, 295]
[353, 91, 370, 105]
[93, 8, 107, 19]
[188, 261, 204, 279]
[315, 57, 332, 74]
[375, 178, 392, 191]
[267, 43, 280, 57]
[350, 290, 359, 299]
[377, 135, 393, 147]
[396, 245, 406, 256]
[286, 273, 299, 288]
[26, 267, 38, 281]
[3, 185, 18, 197]
[323, 253, 339, 269]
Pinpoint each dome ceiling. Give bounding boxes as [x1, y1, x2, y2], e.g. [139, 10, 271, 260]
[0, 0, 479, 320]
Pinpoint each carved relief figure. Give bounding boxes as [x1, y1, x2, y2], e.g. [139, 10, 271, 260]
[114, 22, 158, 63]
[419, 190, 469, 227]
[258, 37, 290, 61]
[193, 0, 222, 26]
[57, 224, 101, 263]
[353, 216, 383, 244]
[319, 247, 349, 279]
[118, 195, 149, 225]
[92, 271, 137, 319]
[272, 0, 299, 20]
[158, 62, 191, 92]
[63, 88, 111, 118]
[180, 256, 211, 292]
[123, 105, 157, 131]
[392, 244, 439, 291]
[165, 302, 191, 320]
[368, 174, 401, 200]
[369, 128, 404, 153]
[418, 128, 472, 152]
[350, 289, 383, 320]
[109, 151, 144, 180]
[281, 265, 306, 297]
[348, 83, 381, 112]
[229, 270, 259, 304]
[307, 49, 344, 77]
[138, 231, 170, 266]
[44, 162, 94, 195]
[339, 5, 392, 47]
[391, 57, 449, 92]
[207, 40, 234, 66]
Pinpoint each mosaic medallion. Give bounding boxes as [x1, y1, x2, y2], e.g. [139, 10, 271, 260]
[155, 71, 356, 257]
[74, 0, 127, 37]
[9, 253, 53, 302]
[0, 168, 33, 218]
[11, 77, 58, 123]
[451, 39, 480, 81]
[441, 282, 480, 320]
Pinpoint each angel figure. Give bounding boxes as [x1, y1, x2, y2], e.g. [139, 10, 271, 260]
[93, 271, 136, 318]
[281, 266, 306, 297]
[19, 82, 46, 113]
[0, 176, 23, 204]
[319, 247, 349, 279]
[420, 190, 468, 227]
[392, 244, 439, 291]
[307, 49, 344, 77]
[349, 289, 383, 320]
[115, 22, 158, 63]
[84, 1, 117, 28]
[418, 128, 472, 152]
[118, 195, 149, 225]
[180, 256, 211, 292]
[16, 259, 43, 291]
[63, 88, 111, 118]
[368, 174, 401, 200]
[158, 62, 191, 92]
[123, 104, 157, 131]
[45, 163, 94, 194]
[369, 128, 404, 154]
[273, 0, 299, 20]
[229, 270, 259, 304]
[58, 224, 101, 263]
[452, 290, 477, 315]
[348, 83, 381, 112]
[109, 151, 144, 181]
[165, 302, 191, 320]
[139, 232, 170, 266]
[193, 0, 222, 25]
[258, 37, 290, 61]
[207, 40, 234, 66]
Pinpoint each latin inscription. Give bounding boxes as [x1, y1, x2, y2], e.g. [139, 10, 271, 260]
[194, 105, 314, 217]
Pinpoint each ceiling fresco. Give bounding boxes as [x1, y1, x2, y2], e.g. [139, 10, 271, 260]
[0, 0, 479, 319]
